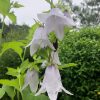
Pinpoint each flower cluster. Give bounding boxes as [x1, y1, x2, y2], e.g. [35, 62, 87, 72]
[23, 7, 75, 100]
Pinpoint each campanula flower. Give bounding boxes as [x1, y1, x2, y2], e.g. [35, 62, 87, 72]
[26, 27, 55, 56]
[22, 69, 39, 93]
[35, 66, 73, 100]
[38, 8, 75, 40]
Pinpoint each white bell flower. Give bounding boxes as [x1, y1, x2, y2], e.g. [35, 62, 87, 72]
[26, 27, 55, 56]
[22, 69, 39, 93]
[35, 66, 73, 100]
[51, 51, 61, 65]
[38, 8, 75, 41]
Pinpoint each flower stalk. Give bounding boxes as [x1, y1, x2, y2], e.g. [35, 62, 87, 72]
[25, 2, 75, 100]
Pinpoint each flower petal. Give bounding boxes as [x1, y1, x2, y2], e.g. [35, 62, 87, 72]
[45, 15, 66, 40]
[64, 17, 75, 26]
[64, 12, 75, 26]
[37, 13, 49, 23]
[51, 51, 61, 65]
[61, 86, 73, 95]
[22, 69, 39, 93]
[47, 91, 58, 100]
[45, 16, 55, 34]
[44, 66, 61, 92]
[50, 8, 64, 17]
[55, 24, 64, 41]
[30, 42, 39, 56]
[29, 70, 39, 93]
[35, 86, 46, 96]
[47, 40, 55, 50]
[29, 27, 54, 56]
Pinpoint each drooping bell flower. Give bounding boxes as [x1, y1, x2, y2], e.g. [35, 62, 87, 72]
[38, 8, 75, 41]
[50, 51, 61, 65]
[22, 69, 39, 93]
[35, 66, 73, 100]
[26, 27, 55, 56]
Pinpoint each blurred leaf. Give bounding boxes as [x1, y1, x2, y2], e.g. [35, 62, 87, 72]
[0, 87, 5, 99]
[3, 85, 15, 99]
[22, 87, 49, 100]
[0, 41, 25, 59]
[12, 2, 24, 8]
[0, 79, 19, 90]
[20, 59, 30, 74]
[26, 24, 38, 41]
[45, 0, 51, 3]
[30, 62, 40, 72]
[6, 67, 18, 77]
[7, 13, 16, 24]
[59, 63, 77, 69]
[0, 29, 2, 34]
[0, 0, 10, 16]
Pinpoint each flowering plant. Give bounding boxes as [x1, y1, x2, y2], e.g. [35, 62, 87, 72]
[0, 0, 76, 100]
[24, 1, 75, 100]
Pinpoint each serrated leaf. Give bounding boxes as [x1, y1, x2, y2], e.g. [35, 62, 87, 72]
[7, 12, 16, 24]
[12, 2, 24, 8]
[0, 0, 10, 16]
[22, 87, 49, 100]
[6, 67, 18, 77]
[29, 63, 40, 72]
[0, 87, 5, 99]
[0, 79, 19, 90]
[3, 85, 15, 100]
[0, 41, 25, 59]
[20, 59, 30, 74]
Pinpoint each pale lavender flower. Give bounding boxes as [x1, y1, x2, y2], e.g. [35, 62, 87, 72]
[26, 27, 55, 56]
[22, 69, 39, 93]
[38, 8, 75, 40]
[35, 66, 73, 100]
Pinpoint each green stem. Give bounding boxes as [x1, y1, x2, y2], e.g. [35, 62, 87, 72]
[0, 16, 5, 38]
[51, 0, 53, 8]
[17, 91, 20, 100]
[22, 48, 26, 62]
[11, 97, 14, 100]
[19, 77, 24, 100]
[1, 16, 5, 35]
[19, 75, 22, 91]
[17, 74, 22, 100]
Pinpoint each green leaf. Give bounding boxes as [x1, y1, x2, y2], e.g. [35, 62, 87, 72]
[45, 0, 51, 3]
[59, 63, 77, 70]
[0, 29, 2, 34]
[30, 63, 40, 72]
[22, 87, 49, 100]
[26, 24, 38, 41]
[6, 67, 18, 77]
[7, 12, 16, 24]
[0, 0, 10, 15]
[12, 2, 24, 8]
[0, 87, 5, 99]
[0, 79, 20, 91]
[3, 85, 15, 100]
[20, 59, 29, 73]
[0, 41, 25, 59]
[20, 60, 40, 72]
